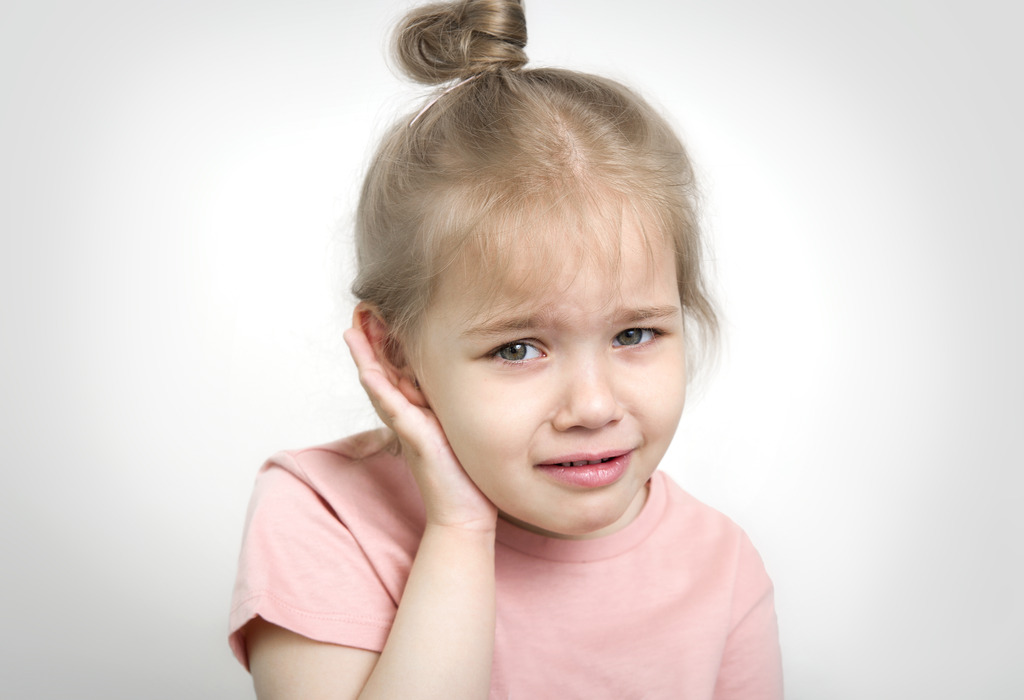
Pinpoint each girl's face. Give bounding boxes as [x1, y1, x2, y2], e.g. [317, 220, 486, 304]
[409, 217, 687, 539]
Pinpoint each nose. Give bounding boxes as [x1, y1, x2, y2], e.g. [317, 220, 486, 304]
[551, 358, 624, 431]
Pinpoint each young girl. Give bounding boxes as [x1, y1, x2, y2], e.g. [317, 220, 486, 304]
[229, 1, 782, 697]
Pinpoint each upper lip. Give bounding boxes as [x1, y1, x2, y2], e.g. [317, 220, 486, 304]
[537, 449, 632, 467]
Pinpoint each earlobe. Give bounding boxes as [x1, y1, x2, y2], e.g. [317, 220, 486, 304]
[352, 302, 429, 408]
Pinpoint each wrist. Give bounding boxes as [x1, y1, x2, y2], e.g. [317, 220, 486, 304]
[422, 519, 498, 541]
[421, 499, 499, 537]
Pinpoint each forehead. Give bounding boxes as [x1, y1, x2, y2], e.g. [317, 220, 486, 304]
[431, 202, 679, 329]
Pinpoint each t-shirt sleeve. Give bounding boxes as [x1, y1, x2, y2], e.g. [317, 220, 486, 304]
[712, 532, 784, 700]
[227, 453, 400, 669]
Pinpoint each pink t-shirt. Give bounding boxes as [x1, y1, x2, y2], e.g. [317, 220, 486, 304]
[229, 429, 782, 699]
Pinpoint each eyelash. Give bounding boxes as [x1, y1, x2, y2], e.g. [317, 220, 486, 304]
[612, 328, 658, 347]
[491, 328, 661, 365]
[493, 341, 543, 364]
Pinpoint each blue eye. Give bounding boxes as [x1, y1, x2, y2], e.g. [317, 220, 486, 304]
[613, 328, 656, 347]
[495, 342, 542, 362]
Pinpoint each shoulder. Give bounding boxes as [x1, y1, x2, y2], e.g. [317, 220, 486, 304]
[254, 429, 418, 511]
[262, 428, 399, 485]
[656, 473, 780, 669]
[654, 472, 772, 584]
[243, 428, 426, 558]
[656, 472, 747, 542]
[230, 430, 425, 664]
[655, 476, 784, 695]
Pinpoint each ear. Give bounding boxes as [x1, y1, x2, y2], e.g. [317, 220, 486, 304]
[352, 302, 429, 408]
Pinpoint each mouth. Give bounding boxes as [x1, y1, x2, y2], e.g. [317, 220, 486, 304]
[547, 456, 618, 468]
[536, 451, 633, 488]
[538, 449, 630, 468]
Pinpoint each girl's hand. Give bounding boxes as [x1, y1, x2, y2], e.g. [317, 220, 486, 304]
[343, 324, 498, 533]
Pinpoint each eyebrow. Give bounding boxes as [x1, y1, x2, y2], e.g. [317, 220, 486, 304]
[461, 305, 682, 339]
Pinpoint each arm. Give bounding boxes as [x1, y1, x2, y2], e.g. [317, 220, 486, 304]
[248, 524, 495, 700]
[247, 318, 498, 700]
[247, 620, 379, 699]
[358, 523, 495, 698]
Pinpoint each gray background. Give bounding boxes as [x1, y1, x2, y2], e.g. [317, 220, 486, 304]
[1, 0, 1020, 697]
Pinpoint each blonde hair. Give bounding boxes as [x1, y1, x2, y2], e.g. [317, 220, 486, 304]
[353, 0, 717, 362]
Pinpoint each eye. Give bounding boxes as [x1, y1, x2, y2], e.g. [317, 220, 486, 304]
[495, 342, 542, 363]
[613, 328, 656, 347]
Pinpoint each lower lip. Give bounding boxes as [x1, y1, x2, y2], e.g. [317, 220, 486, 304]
[536, 452, 631, 488]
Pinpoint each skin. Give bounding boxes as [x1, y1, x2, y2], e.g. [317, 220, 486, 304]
[246, 215, 688, 698]
[404, 218, 688, 539]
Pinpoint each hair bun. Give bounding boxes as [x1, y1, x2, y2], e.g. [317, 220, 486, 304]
[394, 0, 528, 84]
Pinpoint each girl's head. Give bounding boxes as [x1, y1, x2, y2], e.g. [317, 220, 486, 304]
[353, 0, 717, 362]
[352, 0, 716, 537]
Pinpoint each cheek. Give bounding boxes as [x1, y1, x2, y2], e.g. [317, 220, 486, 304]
[437, 409, 533, 503]
[631, 357, 687, 433]
[430, 382, 537, 464]
[636, 388, 685, 432]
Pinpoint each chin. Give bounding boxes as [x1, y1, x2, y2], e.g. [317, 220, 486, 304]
[512, 498, 635, 540]
[560, 508, 630, 539]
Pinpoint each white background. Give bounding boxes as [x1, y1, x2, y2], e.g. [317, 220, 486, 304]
[1, 1, 1021, 697]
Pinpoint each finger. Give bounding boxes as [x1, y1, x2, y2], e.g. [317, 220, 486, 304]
[343, 326, 382, 375]
[358, 364, 410, 425]
[344, 327, 426, 432]
[343, 328, 398, 420]
[356, 360, 447, 461]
